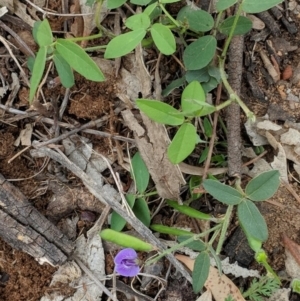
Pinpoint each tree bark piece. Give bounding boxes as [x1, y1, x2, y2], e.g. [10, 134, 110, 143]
[122, 109, 185, 200]
[226, 35, 244, 177]
[0, 173, 73, 265]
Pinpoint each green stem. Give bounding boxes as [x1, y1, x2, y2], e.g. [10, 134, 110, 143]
[213, 10, 224, 36]
[208, 228, 221, 246]
[159, 4, 180, 27]
[145, 224, 222, 266]
[84, 45, 106, 52]
[216, 205, 233, 255]
[219, 57, 255, 120]
[234, 178, 244, 194]
[67, 32, 103, 42]
[215, 99, 233, 111]
[221, 2, 243, 58]
[95, 0, 103, 30]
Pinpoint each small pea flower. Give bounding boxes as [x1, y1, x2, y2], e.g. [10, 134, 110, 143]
[114, 248, 140, 277]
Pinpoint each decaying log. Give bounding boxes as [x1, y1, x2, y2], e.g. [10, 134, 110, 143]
[0, 173, 74, 266]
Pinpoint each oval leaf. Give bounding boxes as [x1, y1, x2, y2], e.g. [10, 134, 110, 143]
[150, 23, 176, 55]
[178, 236, 206, 251]
[56, 39, 105, 81]
[136, 99, 184, 125]
[202, 179, 244, 205]
[53, 52, 74, 88]
[111, 194, 136, 231]
[168, 123, 197, 164]
[216, 0, 238, 11]
[192, 252, 210, 293]
[182, 81, 206, 110]
[238, 199, 268, 242]
[133, 198, 151, 227]
[131, 152, 149, 193]
[177, 6, 214, 32]
[245, 170, 280, 201]
[34, 19, 53, 47]
[219, 16, 252, 35]
[107, 0, 126, 9]
[241, 0, 284, 13]
[183, 35, 217, 71]
[130, 0, 152, 5]
[29, 46, 47, 101]
[104, 29, 146, 59]
[126, 13, 150, 30]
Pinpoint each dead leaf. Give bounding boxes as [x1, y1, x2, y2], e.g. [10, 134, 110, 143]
[13, 0, 36, 27]
[14, 123, 33, 146]
[282, 234, 300, 273]
[196, 289, 212, 301]
[122, 109, 185, 200]
[175, 254, 246, 301]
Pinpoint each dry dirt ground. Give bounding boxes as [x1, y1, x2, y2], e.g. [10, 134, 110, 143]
[1, 0, 300, 300]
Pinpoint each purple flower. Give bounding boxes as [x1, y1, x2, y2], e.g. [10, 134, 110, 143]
[114, 248, 140, 277]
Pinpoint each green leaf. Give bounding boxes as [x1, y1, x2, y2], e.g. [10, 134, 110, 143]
[219, 16, 252, 35]
[177, 5, 214, 32]
[111, 194, 136, 231]
[150, 23, 176, 55]
[178, 236, 206, 251]
[189, 175, 202, 200]
[53, 52, 74, 88]
[56, 39, 105, 81]
[208, 65, 221, 82]
[144, 3, 162, 19]
[168, 123, 197, 164]
[85, 0, 95, 7]
[183, 35, 217, 71]
[131, 152, 149, 193]
[208, 245, 222, 274]
[150, 224, 194, 236]
[104, 29, 146, 59]
[203, 117, 212, 137]
[192, 252, 210, 293]
[245, 170, 280, 201]
[241, 0, 284, 13]
[33, 19, 53, 47]
[162, 77, 185, 97]
[181, 81, 215, 117]
[202, 77, 219, 93]
[185, 68, 210, 83]
[238, 199, 268, 241]
[216, 0, 238, 11]
[136, 99, 184, 125]
[107, 0, 127, 9]
[202, 179, 244, 205]
[125, 13, 151, 30]
[27, 56, 35, 73]
[29, 46, 47, 101]
[167, 200, 212, 220]
[130, 0, 152, 5]
[133, 198, 151, 227]
[199, 147, 209, 164]
[160, 0, 180, 3]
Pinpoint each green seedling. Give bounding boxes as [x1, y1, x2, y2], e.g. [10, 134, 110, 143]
[243, 276, 280, 301]
[29, 19, 105, 102]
